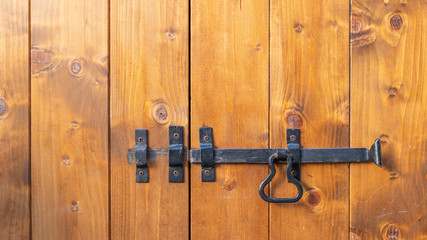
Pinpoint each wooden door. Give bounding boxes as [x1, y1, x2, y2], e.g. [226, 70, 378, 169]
[1, 0, 426, 239]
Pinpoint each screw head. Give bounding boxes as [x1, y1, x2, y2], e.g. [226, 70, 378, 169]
[290, 135, 296, 141]
[291, 170, 297, 176]
[204, 136, 209, 141]
[173, 133, 180, 139]
[138, 137, 143, 142]
[204, 169, 210, 175]
[173, 170, 179, 176]
[139, 170, 145, 176]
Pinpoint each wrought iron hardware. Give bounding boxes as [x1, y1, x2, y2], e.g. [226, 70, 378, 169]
[127, 129, 149, 183]
[127, 126, 185, 183]
[127, 126, 382, 203]
[190, 127, 382, 203]
[169, 126, 184, 182]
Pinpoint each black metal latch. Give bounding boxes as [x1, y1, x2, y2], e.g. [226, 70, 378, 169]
[127, 126, 382, 203]
[190, 127, 382, 203]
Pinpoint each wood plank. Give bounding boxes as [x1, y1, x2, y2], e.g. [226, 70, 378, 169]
[270, 0, 350, 239]
[110, 0, 189, 239]
[0, 0, 30, 239]
[190, 0, 269, 239]
[350, 0, 427, 239]
[31, 0, 109, 238]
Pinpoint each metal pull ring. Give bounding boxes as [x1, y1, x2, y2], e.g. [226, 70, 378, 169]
[258, 153, 303, 203]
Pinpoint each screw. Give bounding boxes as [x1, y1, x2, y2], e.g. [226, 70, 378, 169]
[138, 137, 143, 142]
[139, 170, 144, 176]
[291, 170, 297, 176]
[173, 170, 179, 176]
[204, 169, 210, 175]
[174, 133, 180, 139]
[204, 136, 209, 141]
[290, 135, 296, 141]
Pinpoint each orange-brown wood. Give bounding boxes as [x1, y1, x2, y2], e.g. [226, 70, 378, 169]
[190, 0, 269, 239]
[270, 0, 350, 239]
[31, 0, 109, 238]
[0, 1, 30, 239]
[110, 0, 189, 239]
[350, 0, 427, 239]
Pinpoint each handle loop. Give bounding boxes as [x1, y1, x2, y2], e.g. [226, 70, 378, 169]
[258, 153, 303, 203]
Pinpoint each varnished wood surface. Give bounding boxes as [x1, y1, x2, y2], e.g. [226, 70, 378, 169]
[0, 0, 30, 239]
[270, 0, 350, 239]
[350, 0, 427, 239]
[31, 0, 109, 239]
[191, 0, 269, 239]
[110, 0, 189, 239]
[1, 0, 426, 239]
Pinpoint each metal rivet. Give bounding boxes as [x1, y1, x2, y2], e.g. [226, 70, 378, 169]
[138, 137, 143, 142]
[139, 170, 144, 176]
[173, 170, 179, 176]
[204, 136, 209, 141]
[204, 169, 210, 175]
[290, 135, 296, 141]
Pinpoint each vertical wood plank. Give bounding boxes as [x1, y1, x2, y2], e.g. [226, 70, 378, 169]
[0, 0, 30, 239]
[191, 1, 269, 239]
[350, 0, 427, 239]
[270, 0, 350, 239]
[31, 0, 109, 239]
[110, 0, 189, 239]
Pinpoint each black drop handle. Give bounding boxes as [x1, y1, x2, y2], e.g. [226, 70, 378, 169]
[258, 152, 303, 203]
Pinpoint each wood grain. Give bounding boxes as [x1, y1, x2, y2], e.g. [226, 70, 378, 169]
[270, 0, 350, 239]
[190, 0, 269, 239]
[350, 0, 427, 239]
[0, 0, 30, 239]
[110, 0, 189, 239]
[31, 0, 109, 239]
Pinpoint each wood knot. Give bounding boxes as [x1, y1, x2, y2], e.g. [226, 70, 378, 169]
[71, 121, 79, 129]
[0, 100, 8, 116]
[152, 102, 170, 125]
[380, 135, 389, 144]
[350, 231, 362, 240]
[31, 48, 53, 72]
[71, 201, 79, 212]
[307, 190, 321, 207]
[304, 188, 323, 211]
[352, 15, 363, 34]
[388, 87, 397, 97]
[293, 23, 303, 33]
[222, 178, 235, 192]
[389, 171, 399, 180]
[390, 15, 403, 31]
[382, 223, 400, 240]
[351, 13, 376, 48]
[62, 155, 71, 166]
[68, 59, 85, 77]
[166, 30, 176, 40]
[286, 111, 303, 129]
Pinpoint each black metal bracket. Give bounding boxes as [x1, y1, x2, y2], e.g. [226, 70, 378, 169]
[131, 129, 149, 183]
[127, 126, 185, 183]
[169, 126, 184, 182]
[200, 127, 215, 182]
[190, 127, 382, 203]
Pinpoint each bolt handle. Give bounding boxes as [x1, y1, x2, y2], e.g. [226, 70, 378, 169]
[258, 152, 303, 203]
